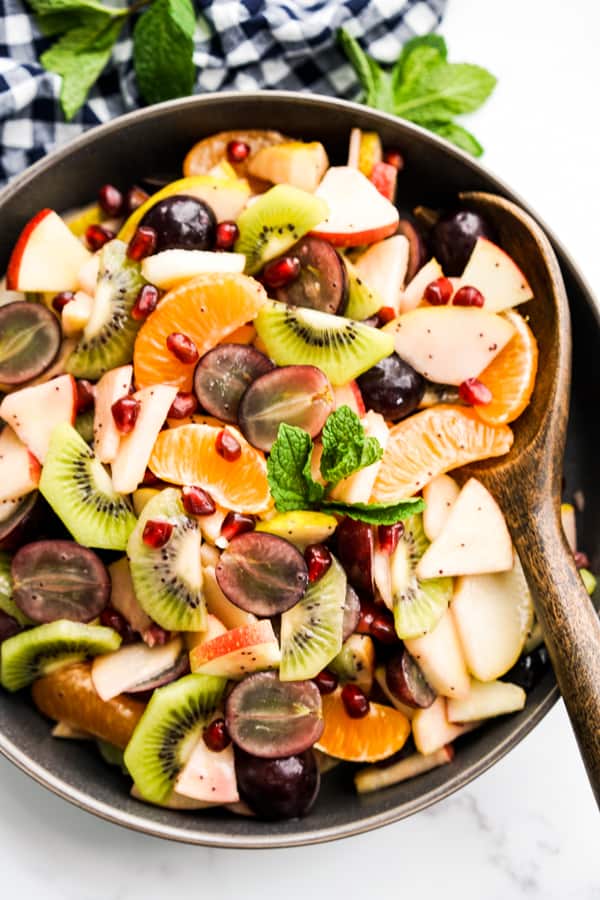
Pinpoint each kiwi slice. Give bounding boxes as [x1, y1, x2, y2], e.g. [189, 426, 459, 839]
[328, 633, 375, 694]
[256, 510, 338, 551]
[254, 300, 394, 385]
[97, 739, 128, 773]
[123, 672, 225, 804]
[234, 184, 328, 275]
[39, 423, 137, 552]
[127, 487, 206, 632]
[279, 554, 346, 681]
[390, 514, 453, 640]
[343, 259, 384, 321]
[66, 240, 145, 380]
[0, 619, 121, 691]
[0, 551, 33, 625]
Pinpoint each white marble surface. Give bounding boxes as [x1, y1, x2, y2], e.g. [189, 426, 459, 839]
[1, 0, 599, 896]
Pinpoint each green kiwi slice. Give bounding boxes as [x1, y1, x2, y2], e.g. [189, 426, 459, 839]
[343, 259, 384, 320]
[234, 184, 328, 275]
[39, 423, 137, 551]
[0, 551, 33, 625]
[0, 619, 121, 691]
[123, 672, 225, 804]
[328, 633, 375, 694]
[279, 554, 346, 682]
[127, 487, 206, 632]
[254, 300, 394, 385]
[390, 514, 453, 640]
[66, 240, 145, 380]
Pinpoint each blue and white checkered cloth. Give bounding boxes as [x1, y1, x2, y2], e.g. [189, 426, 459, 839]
[0, 0, 446, 184]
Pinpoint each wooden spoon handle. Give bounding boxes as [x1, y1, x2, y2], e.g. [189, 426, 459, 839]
[510, 498, 600, 805]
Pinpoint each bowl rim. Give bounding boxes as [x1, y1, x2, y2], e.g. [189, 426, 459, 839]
[0, 90, 595, 848]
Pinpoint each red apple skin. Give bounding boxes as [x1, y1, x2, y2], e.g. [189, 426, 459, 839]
[6, 209, 53, 290]
[311, 220, 398, 248]
[190, 620, 276, 669]
[370, 162, 397, 203]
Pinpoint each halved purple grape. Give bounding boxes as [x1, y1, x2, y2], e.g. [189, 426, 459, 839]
[126, 646, 190, 694]
[193, 343, 273, 423]
[227, 671, 323, 758]
[342, 584, 361, 641]
[238, 365, 334, 452]
[336, 518, 374, 597]
[396, 219, 426, 282]
[11, 540, 110, 623]
[216, 531, 308, 616]
[0, 302, 61, 385]
[234, 745, 320, 820]
[273, 236, 348, 315]
[0, 609, 21, 643]
[386, 649, 436, 709]
[0, 492, 39, 550]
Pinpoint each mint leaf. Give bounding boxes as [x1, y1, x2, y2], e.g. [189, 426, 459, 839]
[427, 121, 484, 157]
[133, 0, 196, 105]
[267, 424, 324, 512]
[338, 27, 395, 113]
[394, 62, 497, 124]
[320, 405, 382, 486]
[28, 0, 123, 16]
[391, 36, 447, 94]
[322, 498, 425, 525]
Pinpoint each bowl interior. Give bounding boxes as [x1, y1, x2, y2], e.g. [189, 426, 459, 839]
[0, 93, 598, 847]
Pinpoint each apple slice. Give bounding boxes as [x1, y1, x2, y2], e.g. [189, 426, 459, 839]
[0, 374, 77, 462]
[108, 556, 153, 636]
[141, 250, 245, 290]
[248, 141, 329, 193]
[91, 637, 184, 701]
[202, 565, 258, 630]
[7, 209, 92, 292]
[333, 381, 365, 417]
[189, 620, 280, 678]
[447, 679, 526, 723]
[405, 608, 471, 700]
[174, 730, 239, 803]
[457, 237, 534, 313]
[93, 364, 133, 464]
[412, 696, 481, 755]
[0, 426, 41, 501]
[417, 478, 513, 579]
[451, 554, 534, 681]
[329, 411, 389, 504]
[312, 166, 399, 247]
[111, 384, 178, 494]
[185, 612, 228, 652]
[422, 474, 460, 541]
[384, 305, 515, 385]
[77, 253, 100, 296]
[399, 258, 443, 312]
[61, 291, 93, 336]
[353, 235, 410, 314]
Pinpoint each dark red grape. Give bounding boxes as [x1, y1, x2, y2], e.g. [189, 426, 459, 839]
[342, 584, 361, 641]
[193, 343, 274, 424]
[0, 609, 21, 643]
[430, 209, 496, 276]
[386, 650, 436, 709]
[396, 219, 426, 282]
[234, 746, 320, 820]
[336, 518, 374, 596]
[226, 671, 323, 757]
[139, 194, 216, 252]
[0, 302, 61, 386]
[216, 531, 308, 616]
[505, 646, 549, 692]
[357, 353, 425, 422]
[238, 365, 334, 452]
[273, 236, 348, 315]
[11, 540, 110, 623]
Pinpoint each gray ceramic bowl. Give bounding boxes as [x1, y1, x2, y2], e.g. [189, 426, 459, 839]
[0, 92, 598, 848]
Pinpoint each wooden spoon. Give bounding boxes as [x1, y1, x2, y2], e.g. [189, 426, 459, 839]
[459, 191, 600, 805]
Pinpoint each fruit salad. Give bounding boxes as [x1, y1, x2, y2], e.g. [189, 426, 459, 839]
[0, 128, 595, 821]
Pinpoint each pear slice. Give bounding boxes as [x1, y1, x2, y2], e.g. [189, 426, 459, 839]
[405, 607, 470, 700]
[412, 697, 480, 755]
[417, 478, 513, 579]
[451, 554, 534, 681]
[422, 474, 460, 541]
[353, 235, 409, 314]
[447, 679, 526, 723]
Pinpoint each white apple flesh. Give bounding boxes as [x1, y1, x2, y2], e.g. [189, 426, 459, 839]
[353, 235, 410, 314]
[6, 208, 91, 292]
[111, 384, 178, 494]
[190, 620, 280, 678]
[93, 365, 133, 464]
[312, 166, 399, 247]
[174, 731, 239, 803]
[399, 258, 443, 312]
[141, 249, 245, 290]
[0, 426, 41, 501]
[422, 474, 460, 541]
[412, 696, 481, 755]
[457, 237, 534, 313]
[446, 679, 526, 723]
[405, 607, 471, 700]
[91, 637, 184, 701]
[0, 374, 77, 462]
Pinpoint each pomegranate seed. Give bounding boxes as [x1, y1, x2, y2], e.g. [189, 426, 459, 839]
[226, 140, 250, 163]
[220, 511, 255, 541]
[128, 226, 157, 261]
[100, 606, 136, 644]
[313, 669, 338, 695]
[216, 429, 241, 461]
[424, 276, 453, 306]
[262, 256, 301, 289]
[51, 291, 75, 313]
[215, 221, 239, 251]
[168, 391, 198, 419]
[305, 544, 332, 583]
[98, 183, 124, 217]
[574, 550, 590, 569]
[76, 379, 95, 413]
[370, 615, 397, 644]
[86, 223, 115, 251]
[125, 185, 149, 214]
[203, 717, 231, 752]
[377, 306, 396, 326]
[453, 285, 485, 307]
[384, 149, 404, 170]
[166, 332, 199, 365]
[144, 623, 171, 647]
[111, 395, 141, 433]
[142, 519, 173, 549]
[378, 523, 404, 555]
[132, 284, 160, 320]
[182, 485, 216, 516]
[459, 378, 492, 406]
[341, 683, 370, 718]
[142, 467, 160, 486]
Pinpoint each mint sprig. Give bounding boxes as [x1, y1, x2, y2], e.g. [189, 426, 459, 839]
[320, 405, 382, 486]
[339, 29, 496, 157]
[133, 0, 196, 106]
[266, 423, 324, 513]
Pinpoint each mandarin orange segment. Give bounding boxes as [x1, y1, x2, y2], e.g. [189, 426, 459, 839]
[371, 404, 513, 502]
[148, 423, 271, 514]
[133, 273, 267, 391]
[315, 689, 410, 762]
[475, 310, 539, 426]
